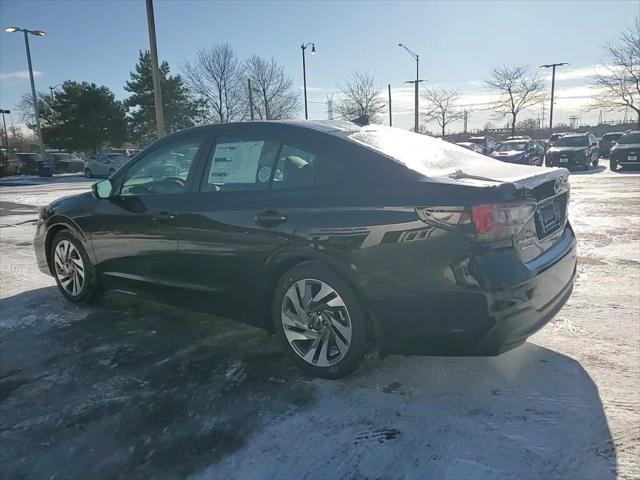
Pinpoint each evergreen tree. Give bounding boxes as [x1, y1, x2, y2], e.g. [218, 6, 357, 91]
[125, 50, 198, 146]
[40, 81, 127, 153]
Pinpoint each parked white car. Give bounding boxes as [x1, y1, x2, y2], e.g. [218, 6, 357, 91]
[84, 152, 131, 178]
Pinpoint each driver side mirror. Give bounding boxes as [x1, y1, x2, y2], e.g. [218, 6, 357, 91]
[92, 179, 113, 199]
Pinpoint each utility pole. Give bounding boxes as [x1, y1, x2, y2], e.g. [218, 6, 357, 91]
[388, 84, 392, 126]
[327, 95, 334, 121]
[248, 78, 254, 121]
[463, 110, 468, 134]
[0, 110, 10, 149]
[146, 0, 165, 138]
[540, 62, 568, 130]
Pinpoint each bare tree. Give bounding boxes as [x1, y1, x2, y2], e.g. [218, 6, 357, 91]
[590, 17, 640, 127]
[184, 44, 245, 123]
[335, 72, 386, 124]
[484, 65, 544, 135]
[245, 55, 298, 120]
[421, 87, 465, 136]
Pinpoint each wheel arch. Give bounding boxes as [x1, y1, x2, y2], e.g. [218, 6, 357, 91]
[44, 217, 91, 274]
[264, 249, 378, 344]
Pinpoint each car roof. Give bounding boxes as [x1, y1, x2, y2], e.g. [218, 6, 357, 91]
[560, 133, 588, 138]
[622, 130, 640, 135]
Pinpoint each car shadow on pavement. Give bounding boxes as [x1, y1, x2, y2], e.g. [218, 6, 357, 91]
[0, 287, 616, 480]
[569, 165, 607, 175]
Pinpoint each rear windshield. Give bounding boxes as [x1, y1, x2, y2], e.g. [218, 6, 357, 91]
[348, 125, 495, 176]
[555, 136, 588, 147]
[618, 132, 640, 144]
[467, 138, 483, 144]
[496, 141, 527, 152]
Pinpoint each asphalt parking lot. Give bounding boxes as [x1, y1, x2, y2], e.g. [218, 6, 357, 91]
[1, 162, 638, 479]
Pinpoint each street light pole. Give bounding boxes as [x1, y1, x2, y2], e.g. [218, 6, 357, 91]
[301, 42, 315, 120]
[145, 0, 165, 138]
[398, 43, 422, 132]
[540, 62, 568, 131]
[23, 30, 45, 155]
[4, 27, 46, 155]
[0, 109, 10, 150]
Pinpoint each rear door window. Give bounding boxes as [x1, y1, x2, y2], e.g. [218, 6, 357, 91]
[201, 136, 280, 192]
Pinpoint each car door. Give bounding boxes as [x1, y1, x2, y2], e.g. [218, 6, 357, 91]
[175, 124, 322, 324]
[88, 132, 207, 298]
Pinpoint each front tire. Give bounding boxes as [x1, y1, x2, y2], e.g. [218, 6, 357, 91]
[610, 158, 618, 172]
[84, 168, 92, 178]
[108, 168, 115, 177]
[273, 263, 368, 379]
[51, 230, 100, 304]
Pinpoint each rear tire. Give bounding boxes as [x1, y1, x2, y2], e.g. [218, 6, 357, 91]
[51, 230, 101, 304]
[272, 262, 368, 379]
[84, 168, 92, 178]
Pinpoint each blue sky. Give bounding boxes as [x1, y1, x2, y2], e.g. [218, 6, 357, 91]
[0, 0, 637, 132]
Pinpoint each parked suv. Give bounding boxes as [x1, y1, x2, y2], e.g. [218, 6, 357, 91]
[545, 133, 599, 170]
[490, 139, 544, 166]
[84, 151, 131, 178]
[467, 136, 499, 155]
[34, 121, 576, 378]
[599, 132, 624, 158]
[610, 130, 640, 171]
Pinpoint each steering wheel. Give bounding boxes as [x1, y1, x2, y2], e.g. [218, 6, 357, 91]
[161, 176, 186, 186]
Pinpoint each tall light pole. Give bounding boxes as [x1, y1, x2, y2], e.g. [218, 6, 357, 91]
[49, 83, 63, 98]
[145, 0, 165, 138]
[4, 26, 46, 155]
[301, 42, 315, 120]
[398, 43, 422, 132]
[540, 62, 568, 131]
[0, 109, 10, 150]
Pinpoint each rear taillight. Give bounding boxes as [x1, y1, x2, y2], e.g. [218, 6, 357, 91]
[416, 202, 536, 242]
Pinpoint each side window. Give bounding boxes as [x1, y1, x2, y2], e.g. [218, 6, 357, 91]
[121, 137, 202, 196]
[201, 136, 279, 192]
[272, 143, 318, 190]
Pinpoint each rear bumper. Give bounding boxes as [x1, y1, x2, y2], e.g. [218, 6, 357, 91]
[370, 226, 577, 356]
[546, 156, 590, 169]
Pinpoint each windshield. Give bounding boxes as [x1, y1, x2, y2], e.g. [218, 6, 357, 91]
[496, 141, 527, 152]
[467, 138, 483, 145]
[555, 136, 588, 147]
[602, 134, 622, 142]
[618, 132, 640, 144]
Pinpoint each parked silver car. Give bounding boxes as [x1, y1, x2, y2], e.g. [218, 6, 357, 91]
[84, 152, 130, 178]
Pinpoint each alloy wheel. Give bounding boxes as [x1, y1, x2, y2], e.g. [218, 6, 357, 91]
[281, 278, 352, 367]
[53, 240, 85, 296]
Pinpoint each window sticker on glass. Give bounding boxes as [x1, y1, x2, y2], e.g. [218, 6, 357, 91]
[209, 141, 264, 184]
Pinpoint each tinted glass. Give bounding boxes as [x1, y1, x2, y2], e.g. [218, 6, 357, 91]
[496, 141, 527, 151]
[121, 137, 202, 195]
[201, 136, 279, 192]
[602, 133, 622, 142]
[618, 132, 640, 144]
[556, 136, 589, 147]
[272, 144, 318, 190]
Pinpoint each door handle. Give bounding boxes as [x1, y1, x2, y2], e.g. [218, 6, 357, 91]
[152, 211, 176, 223]
[255, 210, 287, 227]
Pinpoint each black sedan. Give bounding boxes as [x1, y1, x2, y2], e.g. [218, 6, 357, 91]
[545, 133, 600, 170]
[34, 121, 576, 378]
[490, 140, 544, 166]
[610, 130, 640, 171]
